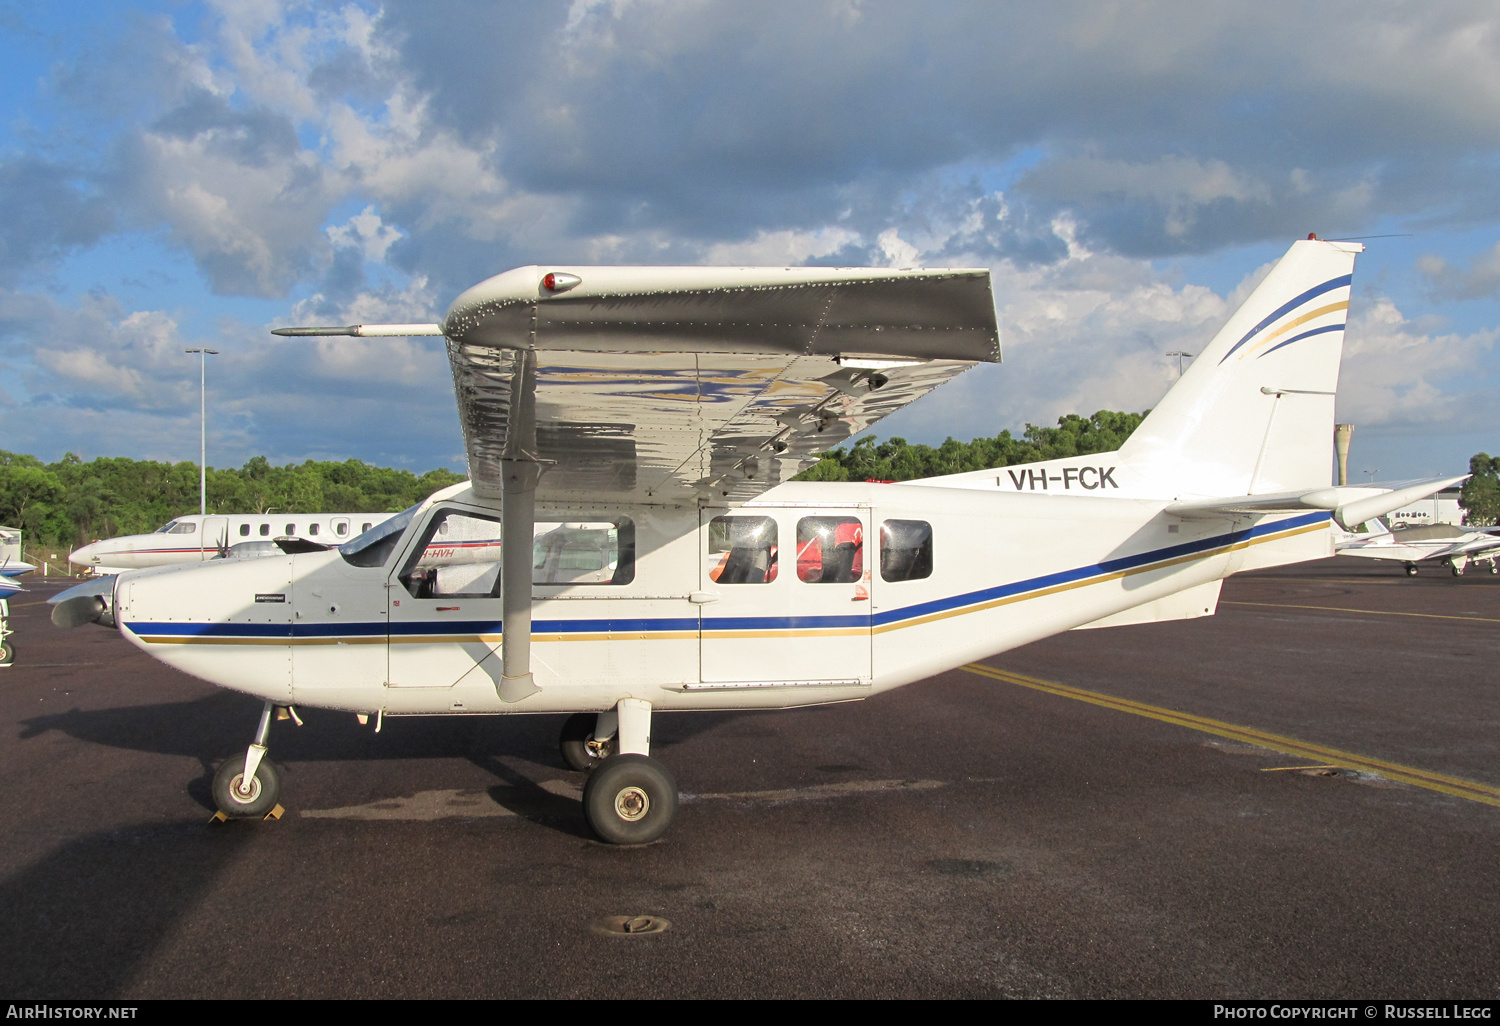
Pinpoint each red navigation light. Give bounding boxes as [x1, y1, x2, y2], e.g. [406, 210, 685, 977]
[542, 271, 581, 293]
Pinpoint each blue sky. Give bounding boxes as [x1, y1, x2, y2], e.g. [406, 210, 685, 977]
[2, 1, 1498, 481]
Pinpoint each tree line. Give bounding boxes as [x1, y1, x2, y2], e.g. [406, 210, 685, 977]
[0, 451, 465, 550]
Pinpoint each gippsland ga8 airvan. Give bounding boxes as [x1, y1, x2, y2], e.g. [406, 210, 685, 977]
[70, 512, 397, 573]
[51, 239, 1464, 845]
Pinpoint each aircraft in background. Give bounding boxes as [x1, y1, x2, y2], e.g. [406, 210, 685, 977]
[69, 512, 397, 573]
[1336, 517, 1500, 576]
[53, 237, 1457, 844]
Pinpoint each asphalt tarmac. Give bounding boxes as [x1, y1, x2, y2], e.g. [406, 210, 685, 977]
[1, 557, 1496, 999]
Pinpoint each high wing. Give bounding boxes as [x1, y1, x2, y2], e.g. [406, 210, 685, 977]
[438, 266, 999, 505]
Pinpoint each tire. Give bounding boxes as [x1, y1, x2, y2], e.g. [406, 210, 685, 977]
[0, 640, 12, 665]
[583, 754, 679, 845]
[1405, 564, 1418, 577]
[559, 712, 614, 772]
[212, 755, 282, 818]
[1451, 564, 1464, 577]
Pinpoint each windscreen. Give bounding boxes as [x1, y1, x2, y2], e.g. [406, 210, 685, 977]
[338, 504, 419, 568]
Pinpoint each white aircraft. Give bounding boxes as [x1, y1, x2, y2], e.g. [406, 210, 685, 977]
[1336, 517, 1500, 576]
[51, 238, 1458, 844]
[70, 512, 396, 573]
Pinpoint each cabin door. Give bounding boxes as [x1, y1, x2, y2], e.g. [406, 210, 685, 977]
[698, 507, 872, 685]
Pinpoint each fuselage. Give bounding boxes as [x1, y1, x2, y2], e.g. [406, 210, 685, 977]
[109, 479, 1330, 718]
[70, 512, 395, 571]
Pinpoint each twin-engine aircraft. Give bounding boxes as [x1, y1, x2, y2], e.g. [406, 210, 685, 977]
[1336, 518, 1500, 576]
[53, 238, 1457, 843]
[70, 512, 396, 573]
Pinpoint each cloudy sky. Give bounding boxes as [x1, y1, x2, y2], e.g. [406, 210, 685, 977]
[2, 0, 1498, 481]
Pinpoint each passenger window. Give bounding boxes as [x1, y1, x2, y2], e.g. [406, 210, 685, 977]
[880, 520, 933, 582]
[309, 523, 319, 536]
[285, 523, 295, 536]
[335, 522, 348, 536]
[362, 523, 372, 533]
[400, 509, 504, 598]
[239, 524, 250, 537]
[707, 516, 778, 584]
[259, 524, 270, 537]
[796, 517, 863, 583]
[533, 519, 634, 586]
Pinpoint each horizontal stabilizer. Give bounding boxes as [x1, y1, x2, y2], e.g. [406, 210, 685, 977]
[1167, 474, 1467, 530]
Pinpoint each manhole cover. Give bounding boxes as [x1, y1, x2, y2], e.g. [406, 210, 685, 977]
[592, 914, 671, 936]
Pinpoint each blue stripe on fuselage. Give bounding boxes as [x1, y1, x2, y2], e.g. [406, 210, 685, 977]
[124, 513, 1328, 641]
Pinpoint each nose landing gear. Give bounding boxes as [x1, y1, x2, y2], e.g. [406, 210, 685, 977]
[212, 700, 286, 819]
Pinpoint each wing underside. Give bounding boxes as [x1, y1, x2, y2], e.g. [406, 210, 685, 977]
[444, 267, 999, 505]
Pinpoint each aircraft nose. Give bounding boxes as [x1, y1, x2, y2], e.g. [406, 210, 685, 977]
[69, 542, 99, 565]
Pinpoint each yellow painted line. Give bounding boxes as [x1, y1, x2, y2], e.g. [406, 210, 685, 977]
[1261, 765, 1339, 772]
[1223, 600, 1500, 624]
[962, 662, 1500, 808]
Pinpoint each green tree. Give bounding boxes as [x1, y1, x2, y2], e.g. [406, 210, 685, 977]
[1460, 453, 1500, 526]
[795, 410, 1148, 483]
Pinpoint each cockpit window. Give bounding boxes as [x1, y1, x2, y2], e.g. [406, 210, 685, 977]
[339, 504, 419, 568]
[400, 508, 504, 597]
[163, 521, 198, 535]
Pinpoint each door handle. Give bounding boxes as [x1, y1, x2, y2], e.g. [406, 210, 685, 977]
[689, 591, 720, 604]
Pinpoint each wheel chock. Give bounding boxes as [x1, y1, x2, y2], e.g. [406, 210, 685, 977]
[209, 805, 284, 824]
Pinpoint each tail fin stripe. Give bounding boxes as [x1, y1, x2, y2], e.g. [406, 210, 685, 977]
[1218, 273, 1352, 365]
[1257, 323, 1346, 360]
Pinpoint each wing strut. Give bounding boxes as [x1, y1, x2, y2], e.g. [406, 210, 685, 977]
[498, 349, 543, 704]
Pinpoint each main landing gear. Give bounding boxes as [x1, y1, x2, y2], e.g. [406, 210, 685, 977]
[1404, 563, 1418, 576]
[212, 700, 286, 818]
[560, 699, 678, 845]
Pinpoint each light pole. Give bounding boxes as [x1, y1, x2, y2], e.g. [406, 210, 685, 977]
[184, 348, 219, 515]
[1167, 350, 1193, 377]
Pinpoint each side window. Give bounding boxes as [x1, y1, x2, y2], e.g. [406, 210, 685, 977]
[335, 522, 348, 536]
[285, 523, 295, 536]
[880, 520, 933, 582]
[400, 509, 503, 598]
[309, 523, 319, 536]
[166, 521, 197, 535]
[362, 522, 372, 533]
[239, 524, 250, 537]
[797, 517, 863, 583]
[533, 519, 635, 586]
[707, 516, 778, 584]
[259, 524, 270, 537]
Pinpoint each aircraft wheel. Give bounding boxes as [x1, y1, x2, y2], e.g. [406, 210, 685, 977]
[1405, 564, 1418, 576]
[1451, 564, 1464, 577]
[0, 640, 12, 665]
[560, 712, 615, 772]
[583, 754, 678, 845]
[212, 756, 282, 818]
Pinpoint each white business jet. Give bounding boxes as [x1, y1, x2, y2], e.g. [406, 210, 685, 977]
[51, 238, 1457, 844]
[70, 512, 396, 573]
[1336, 518, 1500, 576]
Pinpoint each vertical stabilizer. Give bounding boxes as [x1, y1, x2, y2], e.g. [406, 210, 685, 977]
[1119, 238, 1363, 498]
